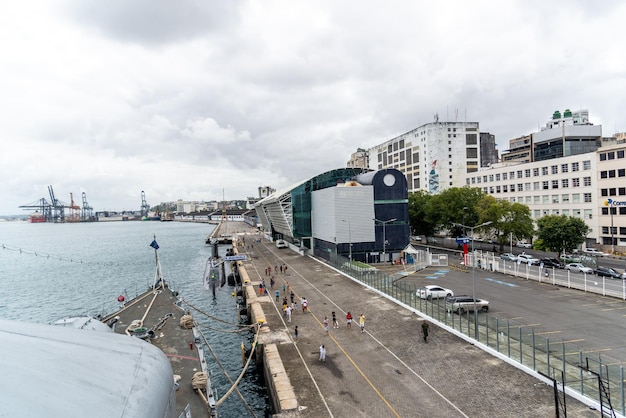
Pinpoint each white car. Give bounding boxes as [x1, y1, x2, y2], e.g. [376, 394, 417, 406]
[583, 248, 608, 257]
[516, 242, 532, 248]
[517, 254, 540, 265]
[417, 285, 454, 300]
[275, 239, 288, 248]
[566, 263, 593, 274]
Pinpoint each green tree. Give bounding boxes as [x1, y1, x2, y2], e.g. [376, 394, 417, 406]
[408, 191, 435, 237]
[476, 196, 534, 252]
[424, 187, 485, 235]
[536, 215, 589, 256]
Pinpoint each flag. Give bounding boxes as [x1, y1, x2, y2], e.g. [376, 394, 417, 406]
[149, 240, 159, 250]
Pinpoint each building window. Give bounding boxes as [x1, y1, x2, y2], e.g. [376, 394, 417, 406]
[609, 170, 616, 178]
[609, 188, 617, 196]
[552, 195, 559, 204]
[503, 185, 508, 192]
[525, 169, 531, 177]
[608, 151, 615, 160]
[489, 174, 494, 182]
[572, 162, 579, 171]
[572, 194, 580, 203]
[525, 196, 531, 204]
[601, 171, 608, 179]
[542, 167, 548, 175]
[583, 160, 591, 170]
[572, 178, 580, 187]
[600, 153, 607, 161]
[619, 187, 626, 196]
[583, 177, 591, 187]
[525, 183, 531, 191]
[551, 165, 558, 175]
[477, 177, 481, 183]
[618, 168, 625, 177]
[533, 168, 539, 176]
[543, 195, 550, 204]
[496, 185, 501, 193]
[601, 189, 608, 197]
[534, 209, 541, 218]
[496, 173, 501, 181]
[618, 150, 624, 159]
[534, 195, 540, 204]
[552, 180, 559, 189]
[533, 182, 540, 190]
[542, 181, 549, 190]
[517, 184, 523, 192]
[517, 170, 523, 178]
[466, 148, 478, 158]
[584, 193, 592, 203]
[503, 173, 508, 180]
[562, 209, 569, 216]
[561, 163, 568, 173]
[562, 179, 569, 188]
[483, 175, 488, 182]
[562, 194, 569, 203]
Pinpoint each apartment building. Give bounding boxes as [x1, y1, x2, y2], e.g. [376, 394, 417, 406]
[352, 120, 496, 194]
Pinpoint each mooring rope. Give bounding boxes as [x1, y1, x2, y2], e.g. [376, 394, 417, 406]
[197, 322, 260, 417]
[182, 299, 255, 330]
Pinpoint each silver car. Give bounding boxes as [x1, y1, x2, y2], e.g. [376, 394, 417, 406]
[417, 285, 454, 300]
[445, 296, 490, 314]
[500, 253, 517, 262]
[566, 263, 593, 274]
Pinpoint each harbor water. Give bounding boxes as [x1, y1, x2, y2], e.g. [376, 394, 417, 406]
[0, 220, 269, 417]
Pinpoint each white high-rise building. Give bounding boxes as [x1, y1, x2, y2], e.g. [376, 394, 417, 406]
[366, 121, 488, 194]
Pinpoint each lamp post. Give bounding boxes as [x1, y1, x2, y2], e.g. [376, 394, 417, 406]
[373, 218, 396, 263]
[341, 219, 352, 262]
[452, 220, 492, 338]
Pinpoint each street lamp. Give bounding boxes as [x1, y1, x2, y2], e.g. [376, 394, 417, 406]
[373, 218, 396, 263]
[452, 220, 492, 338]
[341, 219, 352, 262]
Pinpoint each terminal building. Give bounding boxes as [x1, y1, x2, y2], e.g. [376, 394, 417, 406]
[253, 168, 410, 263]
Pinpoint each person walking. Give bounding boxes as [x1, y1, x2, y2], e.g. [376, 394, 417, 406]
[358, 313, 366, 334]
[319, 344, 326, 362]
[270, 277, 275, 289]
[421, 320, 430, 343]
[286, 305, 292, 323]
[323, 316, 329, 335]
[275, 289, 280, 302]
[302, 297, 308, 313]
[290, 290, 295, 304]
[332, 311, 338, 329]
[294, 325, 299, 342]
[346, 312, 353, 328]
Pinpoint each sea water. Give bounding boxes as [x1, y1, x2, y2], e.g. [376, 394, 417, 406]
[0, 220, 269, 417]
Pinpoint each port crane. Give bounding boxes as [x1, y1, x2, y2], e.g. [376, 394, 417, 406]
[140, 190, 150, 218]
[81, 192, 94, 222]
[48, 185, 66, 223]
[18, 197, 53, 221]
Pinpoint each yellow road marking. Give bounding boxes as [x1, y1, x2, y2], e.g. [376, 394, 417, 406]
[560, 339, 585, 344]
[535, 331, 561, 335]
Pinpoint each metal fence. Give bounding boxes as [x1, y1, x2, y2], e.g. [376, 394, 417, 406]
[328, 252, 625, 416]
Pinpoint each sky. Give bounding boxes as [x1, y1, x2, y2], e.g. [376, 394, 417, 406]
[1, 1, 625, 216]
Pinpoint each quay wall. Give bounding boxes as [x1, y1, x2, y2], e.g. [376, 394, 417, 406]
[230, 238, 297, 416]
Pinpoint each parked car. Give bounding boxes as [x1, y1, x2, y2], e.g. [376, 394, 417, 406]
[416, 285, 454, 300]
[566, 263, 593, 274]
[560, 254, 581, 263]
[540, 258, 565, 269]
[500, 253, 518, 262]
[583, 248, 608, 257]
[445, 295, 489, 314]
[594, 266, 623, 279]
[517, 254, 540, 265]
[516, 242, 532, 248]
[410, 235, 422, 242]
[275, 239, 288, 249]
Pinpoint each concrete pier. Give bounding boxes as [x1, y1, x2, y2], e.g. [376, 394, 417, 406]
[215, 221, 597, 417]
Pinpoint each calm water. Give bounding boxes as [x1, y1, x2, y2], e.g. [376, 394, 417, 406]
[0, 220, 269, 417]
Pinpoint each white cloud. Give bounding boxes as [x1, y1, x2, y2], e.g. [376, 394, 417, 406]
[1, 0, 626, 215]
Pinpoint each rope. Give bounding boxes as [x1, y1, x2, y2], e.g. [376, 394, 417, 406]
[182, 299, 255, 329]
[0, 243, 150, 267]
[211, 322, 261, 413]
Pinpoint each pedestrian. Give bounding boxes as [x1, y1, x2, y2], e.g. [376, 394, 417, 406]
[323, 316, 329, 334]
[274, 265, 278, 274]
[282, 283, 286, 293]
[346, 312, 353, 328]
[332, 311, 338, 328]
[259, 282, 264, 296]
[270, 277, 275, 289]
[290, 290, 295, 304]
[421, 320, 430, 343]
[302, 297, 308, 313]
[280, 265, 283, 274]
[283, 264, 288, 274]
[282, 301, 288, 316]
[275, 289, 280, 301]
[293, 300, 298, 311]
[359, 313, 366, 334]
[286, 305, 292, 323]
[319, 344, 326, 362]
[294, 326, 299, 342]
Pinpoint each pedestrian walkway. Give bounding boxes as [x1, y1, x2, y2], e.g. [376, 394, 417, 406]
[233, 224, 597, 417]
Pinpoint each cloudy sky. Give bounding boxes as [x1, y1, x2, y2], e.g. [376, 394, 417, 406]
[1, 1, 625, 216]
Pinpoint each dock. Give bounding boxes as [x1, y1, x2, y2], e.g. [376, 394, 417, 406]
[214, 220, 597, 417]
